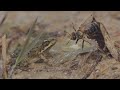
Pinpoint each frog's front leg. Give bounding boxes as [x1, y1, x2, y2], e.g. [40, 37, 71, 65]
[43, 51, 53, 59]
[34, 53, 53, 67]
[34, 53, 47, 63]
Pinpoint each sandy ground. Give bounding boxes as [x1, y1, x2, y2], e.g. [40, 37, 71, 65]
[0, 11, 120, 79]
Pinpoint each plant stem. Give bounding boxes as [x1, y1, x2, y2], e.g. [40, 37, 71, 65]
[2, 34, 8, 79]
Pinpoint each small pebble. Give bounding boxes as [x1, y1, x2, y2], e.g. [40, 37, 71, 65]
[111, 67, 118, 70]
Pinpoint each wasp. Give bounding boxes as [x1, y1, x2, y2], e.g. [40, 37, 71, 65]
[65, 23, 91, 50]
[66, 14, 119, 61]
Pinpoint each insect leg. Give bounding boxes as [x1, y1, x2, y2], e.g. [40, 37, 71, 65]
[75, 38, 80, 44]
[81, 36, 91, 50]
[81, 34, 85, 50]
[82, 39, 85, 50]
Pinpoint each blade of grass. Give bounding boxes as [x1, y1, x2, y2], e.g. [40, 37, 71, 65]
[2, 34, 8, 79]
[19, 24, 51, 60]
[0, 12, 8, 79]
[9, 17, 38, 78]
[0, 12, 8, 27]
[26, 31, 50, 51]
[15, 17, 38, 65]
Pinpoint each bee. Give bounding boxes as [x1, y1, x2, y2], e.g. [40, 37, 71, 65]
[66, 14, 119, 61]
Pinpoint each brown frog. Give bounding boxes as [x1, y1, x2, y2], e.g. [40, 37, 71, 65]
[27, 38, 57, 63]
[10, 38, 57, 71]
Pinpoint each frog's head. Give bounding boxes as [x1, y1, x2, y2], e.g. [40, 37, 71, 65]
[42, 38, 57, 48]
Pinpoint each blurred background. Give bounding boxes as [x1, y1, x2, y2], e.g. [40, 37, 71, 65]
[0, 11, 120, 40]
[0, 11, 120, 79]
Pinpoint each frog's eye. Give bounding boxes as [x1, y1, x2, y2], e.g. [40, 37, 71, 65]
[42, 41, 50, 46]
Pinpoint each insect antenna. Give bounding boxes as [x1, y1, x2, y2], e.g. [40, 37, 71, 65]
[64, 30, 72, 45]
[64, 30, 72, 37]
[72, 22, 77, 32]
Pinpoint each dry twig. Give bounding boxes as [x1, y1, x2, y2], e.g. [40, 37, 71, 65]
[2, 34, 8, 79]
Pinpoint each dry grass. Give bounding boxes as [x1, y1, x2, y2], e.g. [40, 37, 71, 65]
[2, 34, 8, 79]
[8, 17, 38, 78]
[0, 11, 120, 79]
[0, 12, 8, 79]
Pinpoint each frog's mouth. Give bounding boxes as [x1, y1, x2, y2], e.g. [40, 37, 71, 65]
[47, 38, 57, 45]
[42, 38, 57, 52]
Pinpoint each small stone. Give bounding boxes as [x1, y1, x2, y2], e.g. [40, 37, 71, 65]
[111, 67, 118, 70]
[34, 59, 44, 63]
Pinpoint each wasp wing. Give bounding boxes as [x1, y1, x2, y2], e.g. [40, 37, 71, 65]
[80, 14, 93, 27]
[79, 14, 94, 32]
[100, 23, 118, 60]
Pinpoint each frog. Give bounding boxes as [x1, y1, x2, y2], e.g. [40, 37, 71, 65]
[27, 38, 57, 63]
[10, 38, 57, 71]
